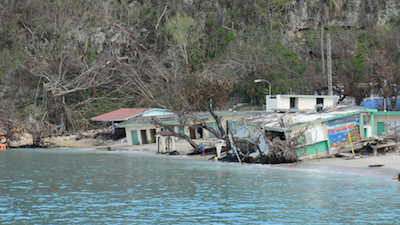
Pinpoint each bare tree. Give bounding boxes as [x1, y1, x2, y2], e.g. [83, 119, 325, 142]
[115, 56, 232, 151]
[21, 49, 120, 130]
[0, 99, 22, 146]
[365, 50, 400, 110]
[221, 27, 302, 105]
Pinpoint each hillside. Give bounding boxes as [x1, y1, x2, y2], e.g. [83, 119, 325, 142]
[1, 0, 400, 135]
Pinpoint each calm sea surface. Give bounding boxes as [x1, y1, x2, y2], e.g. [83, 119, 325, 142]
[0, 148, 400, 224]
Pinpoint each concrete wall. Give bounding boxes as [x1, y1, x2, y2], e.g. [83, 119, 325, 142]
[270, 95, 338, 112]
[266, 95, 277, 112]
[292, 121, 332, 159]
[297, 97, 317, 110]
[125, 124, 162, 146]
[292, 122, 328, 144]
[373, 114, 400, 136]
[276, 95, 290, 109]
[324, 98, 336, 107]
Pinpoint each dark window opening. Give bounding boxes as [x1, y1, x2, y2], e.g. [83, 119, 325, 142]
[264, 130, 286, 141]
[290, 98, 297, 109]
[317, 98, 324, 106]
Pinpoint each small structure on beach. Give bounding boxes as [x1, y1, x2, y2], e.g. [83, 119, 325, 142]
[91, 108, 154, 139]
[155, 131, 176, 153]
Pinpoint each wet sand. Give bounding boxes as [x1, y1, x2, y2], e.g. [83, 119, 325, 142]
[9, 132, 400, 181]
[273, 153, 400, 180]
[103, 140, 400, 180]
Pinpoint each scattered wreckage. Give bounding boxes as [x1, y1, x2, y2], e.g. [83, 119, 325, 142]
[208, 106, 400, 164]
[211, 133, 400, 164]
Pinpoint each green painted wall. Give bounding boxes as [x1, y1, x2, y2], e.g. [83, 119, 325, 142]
[177, 126, 185, 140]
[371, 115, 374, 135]
[131, 130, 139, 145]
[377, 122, 385, 136]
[360, 115, 365, 138]
[296, 141, 329, 157]
[208, 122, 215, 137]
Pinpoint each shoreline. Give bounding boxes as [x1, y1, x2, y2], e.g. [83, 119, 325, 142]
[7, 134, 400, 181]
[272, 154, 400, 181]
[99, 140, 400, 181]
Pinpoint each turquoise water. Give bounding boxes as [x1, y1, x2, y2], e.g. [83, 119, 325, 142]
[0, 148, 399, 224]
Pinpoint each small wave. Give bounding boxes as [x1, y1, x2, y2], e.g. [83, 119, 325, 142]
[268, 165, 347, 175]
[77, 147, 97, 151]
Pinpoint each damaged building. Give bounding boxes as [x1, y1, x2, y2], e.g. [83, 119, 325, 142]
[229, 105, 400, 162]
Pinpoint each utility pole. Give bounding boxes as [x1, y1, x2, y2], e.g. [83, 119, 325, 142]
[321, 24, 325, 78]
[327, 33, 332, 96]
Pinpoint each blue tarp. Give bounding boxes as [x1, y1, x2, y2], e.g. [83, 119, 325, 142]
[360, 99, 400, 110]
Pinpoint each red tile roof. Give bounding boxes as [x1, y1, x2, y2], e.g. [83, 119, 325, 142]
[91, 108, 154, 121]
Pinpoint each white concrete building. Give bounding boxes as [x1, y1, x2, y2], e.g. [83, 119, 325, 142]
[265, 94, 340, 112]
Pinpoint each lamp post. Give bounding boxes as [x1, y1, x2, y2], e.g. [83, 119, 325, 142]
[254, 79, 271, 112]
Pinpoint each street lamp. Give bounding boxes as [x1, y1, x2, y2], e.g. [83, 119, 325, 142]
[254, 79, 272, 112]
[254, 79, 271, 96]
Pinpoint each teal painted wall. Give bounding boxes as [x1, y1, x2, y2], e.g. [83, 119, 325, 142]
[208, 122, 215, 137]
[377, 122, 385, 136]
[296, 141, 329, 157]
[131, 130, 139, 145]
[177, 126, 185, 140]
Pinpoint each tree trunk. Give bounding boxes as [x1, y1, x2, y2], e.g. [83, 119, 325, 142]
[209, 109, 225, 138]
[151, 117, 200, 151]
[186, 111, 223, 139]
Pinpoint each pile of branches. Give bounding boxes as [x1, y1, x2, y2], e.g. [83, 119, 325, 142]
[0, 120, 23, 146]
[31, 122, 58, 148]
[218, 126, 307, 164]
[260, 137, 301, 164]
[259, 126, 308, 164]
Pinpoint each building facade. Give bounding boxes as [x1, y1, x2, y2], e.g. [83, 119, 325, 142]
[117, 110, 250, 146]
[265, 94, 339, 112]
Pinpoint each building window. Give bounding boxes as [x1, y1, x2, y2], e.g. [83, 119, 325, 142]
[316, 98, 324, 106]
[290, 98, 298, 109]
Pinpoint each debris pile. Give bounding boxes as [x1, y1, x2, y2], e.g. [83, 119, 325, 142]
[217, 134, 303, 164]
[334, 134, 400, 157]
[260, 137, 301, 164]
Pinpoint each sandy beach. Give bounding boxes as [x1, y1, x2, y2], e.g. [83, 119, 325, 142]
[273, 153, 400, 181]
[95, 139, 400, 182]
[7, 133, 400, 182]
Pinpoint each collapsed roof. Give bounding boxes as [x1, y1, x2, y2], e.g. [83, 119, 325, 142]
[240, 106, 374, 131]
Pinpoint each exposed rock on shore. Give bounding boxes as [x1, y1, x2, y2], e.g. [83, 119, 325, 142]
[1, 128, 111, 149]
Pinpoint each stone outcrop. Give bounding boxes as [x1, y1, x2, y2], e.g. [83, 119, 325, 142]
[283, 0, 400, 33]
[29, 1, 400, 57]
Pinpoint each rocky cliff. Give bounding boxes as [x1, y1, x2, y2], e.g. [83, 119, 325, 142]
[283, 0, 400, 34]
[71, 0, 400, 55]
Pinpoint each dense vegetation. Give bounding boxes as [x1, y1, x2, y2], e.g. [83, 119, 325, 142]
[1, 0, 400, 133]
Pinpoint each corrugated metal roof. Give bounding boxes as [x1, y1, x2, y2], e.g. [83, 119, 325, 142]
[117, 111, 252, 128]
[91, 108, 154, 121]
[243, 106, 374, 131]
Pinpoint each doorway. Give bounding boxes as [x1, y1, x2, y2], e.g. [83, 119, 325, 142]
[140, 129, 148, 144]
